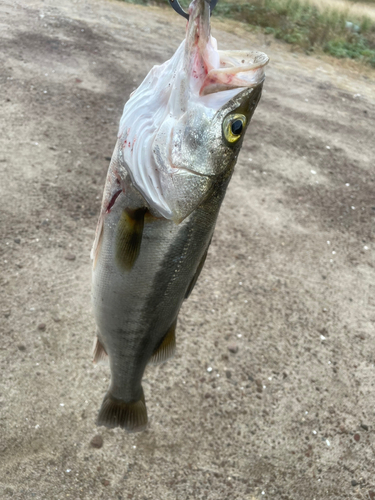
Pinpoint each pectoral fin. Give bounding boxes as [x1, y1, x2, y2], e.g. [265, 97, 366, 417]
[116, 207, 147, 271]
[149, 319, 177, 365]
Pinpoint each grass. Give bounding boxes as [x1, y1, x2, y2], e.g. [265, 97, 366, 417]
[121, 0, 375, 67]
[210, 0, 375, 67]
[307, 0, 375, 22]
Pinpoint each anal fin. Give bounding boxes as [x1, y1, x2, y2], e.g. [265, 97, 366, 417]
[97, 389, 147, 432]
[116, 207, 147, 271]
[149, 319, 177, 365]
[92, 337, 108, 364]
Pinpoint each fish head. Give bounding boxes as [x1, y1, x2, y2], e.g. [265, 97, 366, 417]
[118, 0, 268, 222]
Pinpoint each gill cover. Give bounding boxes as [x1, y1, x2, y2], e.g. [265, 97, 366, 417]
[117, 0, 268, 222]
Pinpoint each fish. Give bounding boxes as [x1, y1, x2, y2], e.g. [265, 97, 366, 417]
[91, 0, 268, 431]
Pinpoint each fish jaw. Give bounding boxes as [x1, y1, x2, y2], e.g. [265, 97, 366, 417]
[200, 50, 269, 96]
[184, 0, 268, 97]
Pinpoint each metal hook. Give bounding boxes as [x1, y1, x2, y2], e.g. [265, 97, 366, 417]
[168, 0, 219, 21]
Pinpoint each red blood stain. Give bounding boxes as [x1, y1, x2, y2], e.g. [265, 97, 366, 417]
[105, 189, 122, 214]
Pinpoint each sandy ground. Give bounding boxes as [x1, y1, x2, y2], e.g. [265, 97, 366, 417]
[1, 0, 375, 498]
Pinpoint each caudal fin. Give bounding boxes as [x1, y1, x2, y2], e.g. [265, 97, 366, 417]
[96, 390, 147, 432]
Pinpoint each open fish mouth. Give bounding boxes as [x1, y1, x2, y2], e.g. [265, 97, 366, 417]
[200, 50, 269, 95]
[184, 0, 269, 99]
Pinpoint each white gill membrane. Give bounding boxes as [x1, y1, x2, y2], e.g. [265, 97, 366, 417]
[118, 0, 268, 220]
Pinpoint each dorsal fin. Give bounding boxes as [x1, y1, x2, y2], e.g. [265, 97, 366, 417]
[185, 241, 210, 299]
[149, 319, 177, 365]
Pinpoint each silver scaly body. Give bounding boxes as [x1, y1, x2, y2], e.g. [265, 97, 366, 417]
[92, 144, 229, 405]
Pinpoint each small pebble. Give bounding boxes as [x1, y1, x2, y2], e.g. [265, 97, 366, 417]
[37, 323, 46, 331]
[101, 479, 110, 486]
[65, 253, 76, 261]
[14, 238, 21, 244]
[90, 435, 103, 449]
[17, 344, 26, 351]
[368, 491, 375, 500]
[354, 433, 360, 442]
[227, 344, 238, 354]
[351, 480, 358, 487]
[225, 370, 232, 379]
[360, 423, 369, 431]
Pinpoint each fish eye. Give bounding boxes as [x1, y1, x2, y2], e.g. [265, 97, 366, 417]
[231, 120, 243, 135]
[223, 114, 247, 144]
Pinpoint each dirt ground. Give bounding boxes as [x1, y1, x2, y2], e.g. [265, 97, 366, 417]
[1, 0, 375, 498]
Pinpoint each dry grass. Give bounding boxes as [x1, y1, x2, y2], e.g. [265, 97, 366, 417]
[216, 0, 375, 22]
[307, 0, 375, 22]
[210, 0, 375, 66]
[127, 0, 375, 65]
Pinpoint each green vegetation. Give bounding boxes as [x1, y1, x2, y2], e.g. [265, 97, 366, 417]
[120, 0, 375, 66]
[212, 0, 375, 67]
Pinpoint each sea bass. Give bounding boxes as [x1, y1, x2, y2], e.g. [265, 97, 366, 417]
[91, 0, 268, 431]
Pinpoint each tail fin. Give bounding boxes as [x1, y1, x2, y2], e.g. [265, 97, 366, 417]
[96, 389, 147, 432]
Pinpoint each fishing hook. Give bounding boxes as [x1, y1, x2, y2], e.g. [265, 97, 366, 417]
[168, 0, 218, 21]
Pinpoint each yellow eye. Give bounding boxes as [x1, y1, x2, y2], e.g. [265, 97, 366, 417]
[223, 114, 247, 144]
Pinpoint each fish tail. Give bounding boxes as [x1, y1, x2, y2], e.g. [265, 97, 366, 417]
[96, 388, 147, 432]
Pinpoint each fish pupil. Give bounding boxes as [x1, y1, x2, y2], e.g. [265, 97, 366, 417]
[231, 120, 243, 136]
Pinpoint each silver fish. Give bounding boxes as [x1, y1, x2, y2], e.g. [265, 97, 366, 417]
[91, 0, 268, 431]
